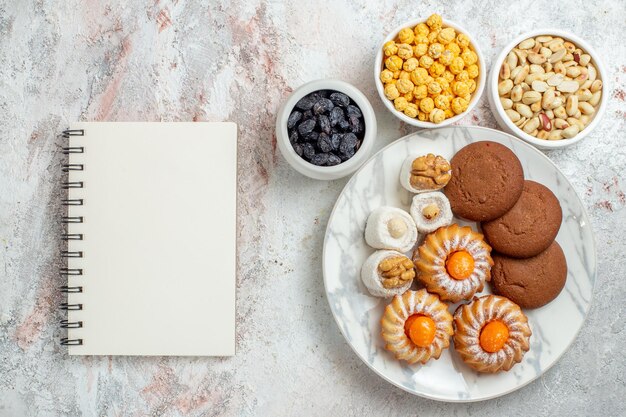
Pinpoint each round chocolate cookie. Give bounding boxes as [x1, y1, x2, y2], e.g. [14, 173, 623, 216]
[444, 141, 524, 221]
[482, 180, 562, 258]
[491, 241, 567, 309]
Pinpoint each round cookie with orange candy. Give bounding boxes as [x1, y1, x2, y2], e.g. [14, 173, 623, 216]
[453, 295, 532, 373]
[381, 289, 454, 364]
[413, 224, 493, 303]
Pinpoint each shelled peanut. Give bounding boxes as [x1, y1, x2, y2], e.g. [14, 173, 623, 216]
[379, 13, 480, 123]
[498, 36, 602, 140]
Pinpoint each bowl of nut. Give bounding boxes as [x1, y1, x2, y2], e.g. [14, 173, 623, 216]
[374, 14, 486, 127]
[489, 29, 607, 149]
[276, 79, 377, 180]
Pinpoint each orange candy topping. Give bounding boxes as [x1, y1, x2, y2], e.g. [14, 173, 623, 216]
[404, 314, 436, 348]
[446, 250, 475, 280]
[479, 320, 509, 353]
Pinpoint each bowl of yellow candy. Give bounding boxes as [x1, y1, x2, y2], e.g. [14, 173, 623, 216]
[374, 14, 485, 127]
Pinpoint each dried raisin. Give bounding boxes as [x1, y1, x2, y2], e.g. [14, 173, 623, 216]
[287, 111, 302, 129]
[318, 114, 331, 134]
[317, 133, 332, 153]
[330, 92, 350, 107]
[327, 154, 342, 166]
[313, 98, 334, 114]
[329, 107, 345, 127]
[302, 143, 316, 160]
[297, 118, 316, 135]
[310, 153, 330, 166]
[295, 96, 316, 110]
[346, 104, 362, 118]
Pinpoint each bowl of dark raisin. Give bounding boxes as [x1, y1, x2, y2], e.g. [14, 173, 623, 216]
[276, 79, 377, 180]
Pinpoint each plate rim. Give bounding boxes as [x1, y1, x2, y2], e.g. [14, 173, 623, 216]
[322, 125, 597, 403]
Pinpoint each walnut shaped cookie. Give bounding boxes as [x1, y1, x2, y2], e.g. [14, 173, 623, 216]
[400, 154, 451, 193]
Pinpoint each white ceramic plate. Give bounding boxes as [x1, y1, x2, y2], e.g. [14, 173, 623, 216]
[323, 126, 596, 402]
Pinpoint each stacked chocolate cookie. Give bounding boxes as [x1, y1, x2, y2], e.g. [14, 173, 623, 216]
[444, 141, 566, 309]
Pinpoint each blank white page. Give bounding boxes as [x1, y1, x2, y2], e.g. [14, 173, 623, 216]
[66, 122, 237, 356]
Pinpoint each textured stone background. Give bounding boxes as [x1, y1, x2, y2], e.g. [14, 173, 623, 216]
[0, 0, 625, 416]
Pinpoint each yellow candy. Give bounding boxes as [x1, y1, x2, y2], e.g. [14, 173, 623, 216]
[429, 108, 446, 123]
[467, 79, 477, 93]
[419, 55, 434, 69]
[404, 90, 414, 102]
[419, 97, 435, 113]
[397, 43, 414, 60]
[403, 57, 419, 72]
[444, 108, 455, 119]
[457, 33, 471, 48]
[467, 64, 479, 79]
[434, 94, 451, 110]
[452, 81, 470, 97]
[427, 30, 440, 44]
[385, 55, 404, 72]
[414, 23, 430, 37]
[384, 83, 400, 100]
[399, 70, 411, 81]
[413, 84, 428, 99]
[413, 43, 428, 57]
[414, 34, 429, 45]
[449, 56, 465, 74]
[410, 67, 430, 85]
[394, 96, 409, 111]
[461, 93, 471, 103]
[461, 49, 478, 66]
[435, 77, 450, 91]
[418, 111, 428, 121]
[398, 27, 415, 44]
[426, 14, 443, 30]
[383, 41, 399, 57]
[446, 42, 461, 56]
[456, 70, 470, 82]
[443, 70, 455, 83]
[429, 61, 445, 77]
[427, 81, 442, 95]
[451, 97, 469, 114]
[428, 43, 444, 59]
[380, 69, 394, 84]
[396, 78, 414, 94]
[393, 70, 401, 79]
[404, 102, 419, 118]
[438, 27, 456, 45]
[438, 50, 454, 66]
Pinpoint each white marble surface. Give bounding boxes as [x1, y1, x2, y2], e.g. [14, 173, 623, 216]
[0, 0, 625, 415]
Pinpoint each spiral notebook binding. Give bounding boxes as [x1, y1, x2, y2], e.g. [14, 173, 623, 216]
[62, 199, 83, 206]
[62, 216, 83, 223]
[60, 268, 82, 276]
[60, 303, 83, 310]
[60, 320, 83, 329]
[60, 338, 83, 346]
[61, 127, 85, 347]
[62, 164, 84, 172]
[60, 286, 83, 293]
[62, 146, 84, 154]
[62, 129, 84, 138]
[62, 181, 83, 189]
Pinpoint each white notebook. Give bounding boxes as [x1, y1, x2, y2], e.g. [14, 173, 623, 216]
[61, 122, 237, 356]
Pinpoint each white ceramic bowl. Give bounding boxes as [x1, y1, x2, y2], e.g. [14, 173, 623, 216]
[488, 29, 608, 149]
[276, 79, 377, 180]
[374, 18, 486, 128]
